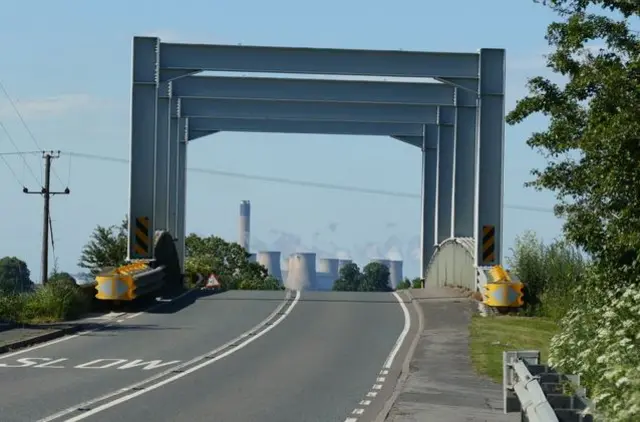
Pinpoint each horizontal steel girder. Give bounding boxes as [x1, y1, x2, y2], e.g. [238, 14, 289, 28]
[171, 75, 455, 105]
[177, 98, 440, 124]
[159, 41, 480, 79]
[187, 118, 425, 138]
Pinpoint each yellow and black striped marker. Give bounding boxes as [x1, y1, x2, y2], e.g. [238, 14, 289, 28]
[133, 216, 150, 257]
[482, 225, 496, 264]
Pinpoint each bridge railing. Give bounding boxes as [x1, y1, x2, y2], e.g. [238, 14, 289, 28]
[503, 350, 595, 422]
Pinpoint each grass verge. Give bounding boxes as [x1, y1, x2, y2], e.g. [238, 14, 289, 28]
[469, 314, 559, 383]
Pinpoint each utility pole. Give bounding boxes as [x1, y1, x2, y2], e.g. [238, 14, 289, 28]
[23, 151, 70, 284]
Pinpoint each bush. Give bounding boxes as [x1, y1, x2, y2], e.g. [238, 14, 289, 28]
[0, 281, 91, 323]
[507, 231, 587, 320]
[548, 273, 640, 421]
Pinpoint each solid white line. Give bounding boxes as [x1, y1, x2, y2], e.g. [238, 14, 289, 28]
[382, 292, 411, 369]
[0, 287, 198, 360]
[37, 290, 294, 422]
[345, 418, 358, 422]
[60, 290, 301, 422]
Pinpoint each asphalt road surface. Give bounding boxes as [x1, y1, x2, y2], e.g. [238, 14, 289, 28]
[0, 289, 415, 422]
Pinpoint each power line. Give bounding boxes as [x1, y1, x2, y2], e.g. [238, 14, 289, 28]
[66, 151, 556, 214]
[0, 79, 65, 186]
[0, 119, 40, 186]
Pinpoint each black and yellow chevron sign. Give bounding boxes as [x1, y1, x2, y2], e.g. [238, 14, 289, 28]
[133, 216, 150, 257]
[482, 225, 496, 264]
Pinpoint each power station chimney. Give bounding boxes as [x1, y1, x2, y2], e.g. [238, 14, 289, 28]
[238, 200, 250, 252]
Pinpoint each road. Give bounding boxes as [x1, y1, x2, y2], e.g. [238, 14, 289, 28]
[0, 289, 415, 422]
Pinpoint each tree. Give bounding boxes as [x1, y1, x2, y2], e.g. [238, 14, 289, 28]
[0, 257, 33, 293]
[359, 262, 392, 292]
[78, 216, 128, 276]
[184, 233, 279, 291]
[411, 277, 423, 289]
[506, 0, 640, 286]
[507, 2, 640, 419]
[332, 262, 362, 291]
[396, 278, 412, 290]
[48, 271, 78, 289]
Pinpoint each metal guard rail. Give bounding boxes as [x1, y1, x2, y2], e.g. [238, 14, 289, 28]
[503, 350, 595, 422]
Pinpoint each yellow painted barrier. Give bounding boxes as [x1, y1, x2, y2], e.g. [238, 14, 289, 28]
[483, 265, 524, 308]
[95, 261, 151, 301]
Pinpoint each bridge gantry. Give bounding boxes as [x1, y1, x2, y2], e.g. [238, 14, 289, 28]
[127, 38, 505, 292]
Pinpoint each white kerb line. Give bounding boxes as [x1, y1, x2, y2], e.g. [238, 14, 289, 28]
[61, 290, 302, 422]
[383, 292, 411, 369]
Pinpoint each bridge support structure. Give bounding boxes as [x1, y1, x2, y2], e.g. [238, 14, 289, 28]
[127, 38, 505, 284]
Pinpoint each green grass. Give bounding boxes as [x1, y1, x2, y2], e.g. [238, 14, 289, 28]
[469, 314, 559, 383]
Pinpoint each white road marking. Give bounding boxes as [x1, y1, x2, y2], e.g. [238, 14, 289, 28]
[0, 287, 197, 360]
[116, 319, 125, 323]
[38, 290, 300, 422]
[345, 291, 412, 422]
[0, 357, 181, 371]
[383, 292, 411, 369]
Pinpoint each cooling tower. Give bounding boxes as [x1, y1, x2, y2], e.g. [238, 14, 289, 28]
[238, 200, 250, 251]
[388, 260, 403, 289]
[256, 251, 282, 282]
[285, 252, 316, 291]
[317, 258, 340, 290]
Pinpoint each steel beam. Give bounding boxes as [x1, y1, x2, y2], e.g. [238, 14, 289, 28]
[435, 107, 455, 243]
[392, 136, 422, 148]
[187, 118, 425, 137]
[128, 37, 159, 260]
[155, 82, 171, 232]
[177, 98, 439, 124]
[421, 125, 438, 278]
[474, 49, 506, 267]
[167, 97, 180, 237]
[171, 76, 455, 105]
[175, 118, 189, 272]
[160, 41, 480, 79]
[452, 88, 477, 239]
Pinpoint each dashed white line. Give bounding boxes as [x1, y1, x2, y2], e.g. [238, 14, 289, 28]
[344, 291, 411, 422]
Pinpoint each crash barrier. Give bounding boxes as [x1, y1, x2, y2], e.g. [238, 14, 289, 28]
[94, 230, 181, 301]
[481, 265, 524, 309]
[503, 350, 595, 422]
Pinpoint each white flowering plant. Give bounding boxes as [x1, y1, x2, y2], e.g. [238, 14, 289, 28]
[548, 270, 640, 421]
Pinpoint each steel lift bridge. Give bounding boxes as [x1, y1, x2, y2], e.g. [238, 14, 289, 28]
[94, 36, 506, 301]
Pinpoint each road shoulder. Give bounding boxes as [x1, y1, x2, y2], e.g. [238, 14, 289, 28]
[382, 287, 519, 422]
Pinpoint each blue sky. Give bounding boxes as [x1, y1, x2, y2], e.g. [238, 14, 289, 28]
[0, 0, 566, 279]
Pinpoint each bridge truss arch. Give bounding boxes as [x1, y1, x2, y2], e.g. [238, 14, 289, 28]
[126, 37, 506, 283]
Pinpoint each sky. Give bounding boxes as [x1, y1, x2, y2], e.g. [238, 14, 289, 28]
[0, 0, 568, 280]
